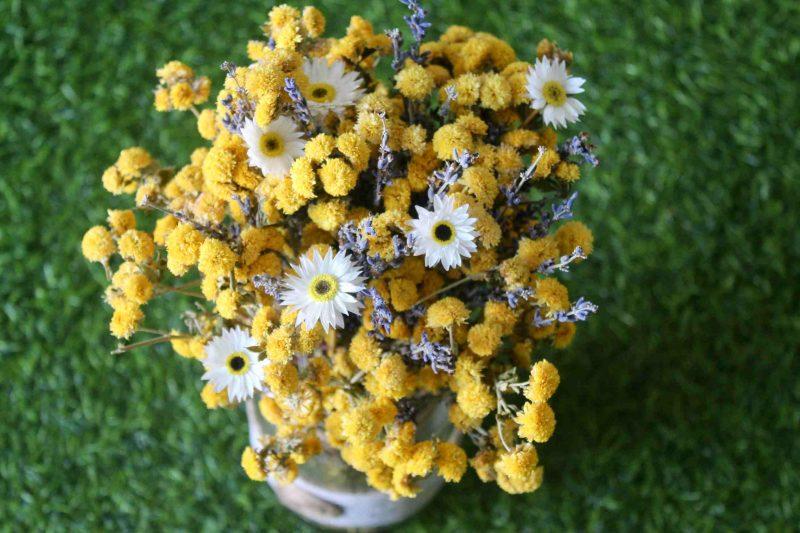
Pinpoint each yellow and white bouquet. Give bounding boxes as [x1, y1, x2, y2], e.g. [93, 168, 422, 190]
[82, 0, 599, 499]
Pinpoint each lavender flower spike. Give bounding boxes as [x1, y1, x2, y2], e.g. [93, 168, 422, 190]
[410, 332, 454, 374]
[284, 76, 311, 127]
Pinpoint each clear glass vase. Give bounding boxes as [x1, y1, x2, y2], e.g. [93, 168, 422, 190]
[245, 397, 458, 529]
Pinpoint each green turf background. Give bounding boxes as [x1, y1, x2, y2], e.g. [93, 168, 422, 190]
[2, 0, 799, 530]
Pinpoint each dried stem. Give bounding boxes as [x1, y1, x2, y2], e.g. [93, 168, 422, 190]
[413, 269, 496, 306]
[112, 334, 188, 355]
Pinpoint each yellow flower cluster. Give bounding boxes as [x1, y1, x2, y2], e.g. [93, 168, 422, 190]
[82, 2, 598, 499]
[153, 60, 211, 112]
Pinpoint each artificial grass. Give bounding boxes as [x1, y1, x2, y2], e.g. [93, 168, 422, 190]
[2, 0, 799, 529]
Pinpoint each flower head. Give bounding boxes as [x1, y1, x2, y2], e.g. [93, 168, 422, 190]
[301, 58, 365, 118]
[408, 194, 477, 270]
[526, 57, 586, 128]
[202, 327, 267, 403]
[280, 249, 366, 331]
[242, 115, 306, 178]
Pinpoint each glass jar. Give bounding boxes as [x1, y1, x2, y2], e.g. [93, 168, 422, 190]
[245, 397, 458, 529]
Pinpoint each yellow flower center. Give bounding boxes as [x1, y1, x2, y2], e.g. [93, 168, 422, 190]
[432, 221, 455, 244]
[259, 132, 285, 156]
[226, 351, 250, 375]
[306, 82, 336, 104]
[308, 273, 339, 302]
[542, 80, 567, 107]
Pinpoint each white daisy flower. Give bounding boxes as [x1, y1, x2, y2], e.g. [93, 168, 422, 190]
[241, 115, 306, 178]
[202, 327, 266, 403]
[408, 194, 478, 270]
[526, 56, 586, 128]
[280, 249, 366, 332]
[301, 58, 365, 118]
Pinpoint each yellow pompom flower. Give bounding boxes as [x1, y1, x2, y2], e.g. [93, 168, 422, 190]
[395, 63, 435, 100]
[341, 403, 381, 444]
[107, 209, 136, 235]
[266, 326, 295, 363]
[534, 278, 570, 315]
[555, 161, 581, 182]
[109, 301, 143, 339]
[456, 379, 494, 419]
[555, 221, 594, 258]
[81, 226, 116, 262]
[251, 305, 279, 342]
[241, 446, 267, 481]
[449, 73, 481, 105]
[201, 382, 230, 409]
[448, 402, 482, 431]
[264, 361, 299, 398]
[336, 132, 371, 172]
[525, 359, 560, 402]
[289, 157, 317, 199]
[426, 297, 470, 328]
[479, 73, 512, 110]
[101, 166, 129, 195]
[197, 109, 218, 140]
[514, 401, 556, 443]
[495, 443, 538, 482]
[118, 272, 153, 305]
[304, 133, 336, 162]
[365, 354, 410, 400]
[301, 6, 326, 37]
[154, 87, 171, 111]
[307, 199, 348, 232]
[553, 322, 576, 348]
[116, 147, 152, 177]
[404, 440, 438, 477]
[461, 166, 498, 207]
[169, 82, 195, 110]
[118, 230, 154, 264]
[467, 323, 503, 357]
[436, 442, 467, 482]
[198, 238, 237, 277]
[517, 237, 558, 270]
[383, 178, 411, 212]
[388, 277, 418, 312]
[432, 124, 473, 160]
[215, 288, 239, 319]
[319, 158, 358, 196]
[165, 223, 204, 276]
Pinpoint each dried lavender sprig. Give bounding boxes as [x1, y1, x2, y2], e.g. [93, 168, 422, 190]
[399, 0, 431, 64]
[503, 287, 534, 309]
[409, 331, 454, 374]
[374, 112, 395, 205]
[532, 297, 599, 327]
[438, 85, 457, 120]
[386, 28, 406, 71]
[252, 274, 281, 298]
[219, 62, 255, 134]
[552, 191, 579, 222]
[428, 149, 477, 205]
[284, 76, 311, 127]
[538, 246, 586, 275]
[562, 132, 599, 167]
[501, 146, 547, 206]
[361, 287, 393, 335]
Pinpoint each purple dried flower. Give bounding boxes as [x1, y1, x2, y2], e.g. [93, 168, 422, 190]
[284, 76, 311, 127]
[410, 332, 454, 374]
[252, 275, 281, 298]
[361, 287, 394, 335]
[533, 297, 598, 327]
[538, 246, 586, 275]
[562, 132, 599, 167]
